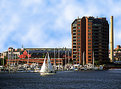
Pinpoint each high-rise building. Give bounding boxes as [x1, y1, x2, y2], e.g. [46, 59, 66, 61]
[71, 16, 109, 65]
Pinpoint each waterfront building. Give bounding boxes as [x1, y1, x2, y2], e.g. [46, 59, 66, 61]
[1, 47, 72, 66]
[71, 16, 109, 65]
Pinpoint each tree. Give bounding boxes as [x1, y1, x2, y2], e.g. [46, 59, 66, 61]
[117, 49, 121, 51]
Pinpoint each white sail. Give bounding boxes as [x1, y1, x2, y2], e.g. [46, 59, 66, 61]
[40, 53, 56, 76]
[47, 53, 54, 72]
[40, 56, 47, 73]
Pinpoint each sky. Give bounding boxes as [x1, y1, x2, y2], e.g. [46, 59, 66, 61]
[0, 0, 121, 52]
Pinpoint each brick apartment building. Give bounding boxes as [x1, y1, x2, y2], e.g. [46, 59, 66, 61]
[71, 16, 109, 65]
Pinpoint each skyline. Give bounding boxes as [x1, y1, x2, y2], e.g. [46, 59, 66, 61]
[0, 0, 121, 52]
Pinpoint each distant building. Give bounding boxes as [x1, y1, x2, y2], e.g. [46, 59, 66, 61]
[71, 16, 109, 65]
[115, 45, 121, 50]
[114, 45, 121, 61]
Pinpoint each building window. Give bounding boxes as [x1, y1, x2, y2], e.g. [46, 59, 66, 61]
[88, 59, 91, 61]
[73, 24, 77, 27]
[88, 40, 91, 42]
[78, 43, 80, 45]
[88, 30, 91, 32]
[88, 46, 91, 48]
[78, 46, 80, 48]
[88, 36, 91, 38]
[88, 27, 91, 29]
[88, 24, 91, 25]
[78, 30, 80, 32]
[88, 20, 92, 22]
[78, 34, 80, 35]
[78, 37, 80, 38]
[88, 43, 91, 45]
[78, 40, 80, 42]
[88, 49, 91, 51]
[88, 56, 91, 58]
[77, 24, 80, 26]
[88, 33, 91, 35]
[99, 49, 101, 51]
[78, 27, 80, 29]
[88, 53, 91, 55]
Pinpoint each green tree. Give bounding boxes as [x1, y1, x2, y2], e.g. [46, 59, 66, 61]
[117, 49, 121, 51]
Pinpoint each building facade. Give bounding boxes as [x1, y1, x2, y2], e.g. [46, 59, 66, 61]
[72, 16, 109, 65]
[113, 45, 121, 61]
[1, 47, 72, 66]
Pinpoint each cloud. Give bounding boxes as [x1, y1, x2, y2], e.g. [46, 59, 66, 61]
[0, 0, 121, 52]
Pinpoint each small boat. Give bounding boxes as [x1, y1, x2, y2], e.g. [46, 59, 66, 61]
[40, 53, 56, 76]
[99, 65, 103, 70]
[34, 67, 40, 72]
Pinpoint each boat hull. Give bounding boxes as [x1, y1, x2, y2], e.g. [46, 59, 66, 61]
[40, 72, 56, 76]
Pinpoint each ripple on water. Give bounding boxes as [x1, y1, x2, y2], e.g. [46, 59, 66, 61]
[0, 70, 121, 89]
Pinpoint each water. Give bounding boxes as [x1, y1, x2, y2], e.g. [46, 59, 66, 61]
[0, 70, 121, 89]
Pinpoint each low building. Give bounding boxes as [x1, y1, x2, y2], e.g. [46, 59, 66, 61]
[4, 47, 72, 66]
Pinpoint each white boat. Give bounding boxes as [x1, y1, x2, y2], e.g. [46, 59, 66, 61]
[99, 65, 103, 70]
[40, 53, 56, 76]
[34, 67, 40, 72]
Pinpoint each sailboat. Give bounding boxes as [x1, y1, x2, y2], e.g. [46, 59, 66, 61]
[40, 53, 56, 76]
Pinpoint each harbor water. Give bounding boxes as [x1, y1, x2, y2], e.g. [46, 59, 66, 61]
[0, 69, 121, 89]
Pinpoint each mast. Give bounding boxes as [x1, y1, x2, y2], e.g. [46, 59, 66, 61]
[93, 51, 94, 68]
[15, 54, 16, 66]
[3, 53, 4, 66]
[27, 49, 29, 65]
[54, 48, 56, 66]
[58, 48, 60, 69]
[79, 48, 80, 65]
[12, 50, 13, 66]
[65, 47, 66, 65]
[8, 49, 10, 73]
[83, 51, 85, 66]
[48, 53, 54, 72]
[8, 51, 9, 65]
[68, 49, 70, 64]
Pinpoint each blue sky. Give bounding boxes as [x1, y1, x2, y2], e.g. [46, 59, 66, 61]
[0, 0, 121, 52]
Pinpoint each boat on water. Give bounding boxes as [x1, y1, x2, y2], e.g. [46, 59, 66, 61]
[34, 67, 40, 73]
[40, 53, 56, 76]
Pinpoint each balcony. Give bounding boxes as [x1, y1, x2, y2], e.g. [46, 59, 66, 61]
[73, 24, 77, 27]
[73, 37, 76, 39]
[73, 50, 77, 53]
[73, 54, 77, 55]
[73, 41, 76, 43]
[73, 43, 76, 46]
[73, 29, 76, 31]
[73, 31, 76, 33]
[73, 48, 77, 49]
